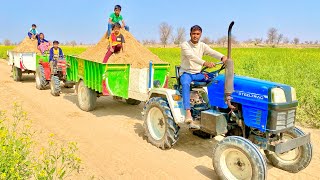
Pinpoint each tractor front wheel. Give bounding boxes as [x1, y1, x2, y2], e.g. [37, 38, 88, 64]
[264, 127, 312, 173]
[35, 65, 47, 90]
[77, 80, 97, 111]
[213, 136, 267, 180]
[50, 75, 61, 96]
[125, 98, 141, 105]
[143, 97, 179, 150]
[12, 66, 22, 81]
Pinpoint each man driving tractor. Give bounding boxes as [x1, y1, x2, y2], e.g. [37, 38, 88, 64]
[180, 25, 227, 129]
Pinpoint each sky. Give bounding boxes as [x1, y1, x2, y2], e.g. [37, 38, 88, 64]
[0, 0, 319, 44]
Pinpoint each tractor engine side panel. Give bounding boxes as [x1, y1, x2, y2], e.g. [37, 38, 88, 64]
[208, 75, 270, 132]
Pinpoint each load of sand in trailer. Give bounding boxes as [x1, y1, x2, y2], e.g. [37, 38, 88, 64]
[78, 30, 166, 68]
[11, 37, 40, 54]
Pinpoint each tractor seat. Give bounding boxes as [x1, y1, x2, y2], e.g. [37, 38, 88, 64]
[175, 66, 208, 89]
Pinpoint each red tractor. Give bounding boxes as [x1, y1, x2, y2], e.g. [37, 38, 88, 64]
[35, 55, 74, 96]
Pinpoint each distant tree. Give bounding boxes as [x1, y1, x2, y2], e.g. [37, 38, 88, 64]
[79, 42, 83, 45]
[315, 40, 318, 45]
[173, 27, 186, 45]
[253, 38, 263, 45]
[3, 39, 11, 46]
[283, 37, 290, 44]
[267, 28, 278, 44]
[159, 22, 173, 47]
[70, 40, 77, 47]
[202, 36, 211, 44]
[142, 39, 157, 46]
[276, 33, 283, 44]
[243, 39, 253, 44]
[293, 38, 300, 45]
[217, 36, 228, 47]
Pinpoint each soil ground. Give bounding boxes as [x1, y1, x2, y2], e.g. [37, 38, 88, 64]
[0, 60, 319, 179]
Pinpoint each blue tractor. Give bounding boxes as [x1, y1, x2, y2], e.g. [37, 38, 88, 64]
[142, 22, 312, 179]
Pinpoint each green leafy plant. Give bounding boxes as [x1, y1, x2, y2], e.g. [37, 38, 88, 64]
[0, 103, 82, 179]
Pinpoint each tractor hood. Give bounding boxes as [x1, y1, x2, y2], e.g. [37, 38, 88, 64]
[207, 74, 295, 109]
[207, 74, 297, 132]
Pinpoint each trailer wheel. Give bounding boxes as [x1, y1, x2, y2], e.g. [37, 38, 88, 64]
[125, 98, 141, 105]
[36, 65, 47, 90]
[50, 75, 61, 96]
[12, 66, 22, 81]
[143, 97, 179, 150]
[213, 136, 267, 180]
[264, 127, 312, 173]
[77, 80, 97, 111]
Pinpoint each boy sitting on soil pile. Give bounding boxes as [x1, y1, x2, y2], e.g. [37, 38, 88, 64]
[103, 23, 125, 63]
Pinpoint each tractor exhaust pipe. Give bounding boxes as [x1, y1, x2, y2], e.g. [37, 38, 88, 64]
[225, 21, 235, 109]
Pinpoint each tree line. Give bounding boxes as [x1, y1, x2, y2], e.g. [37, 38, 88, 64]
[2, 23, 318, 46]
[146, 22, 318, 47]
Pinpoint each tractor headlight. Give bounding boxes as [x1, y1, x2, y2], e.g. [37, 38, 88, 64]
[291, 87, 297, 101]
[271, 88, 286, 103]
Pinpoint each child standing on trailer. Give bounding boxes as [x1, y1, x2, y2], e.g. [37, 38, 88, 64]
[103, 23, 125, 63]
[28, 24, 39, 40]
[37, 33, 50, 54]
[49, 41, 64, 73]
[107, 5, 129, 37]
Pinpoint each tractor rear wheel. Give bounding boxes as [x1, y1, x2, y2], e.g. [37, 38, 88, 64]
[264, 127, 312, 173]
[213, 136, 267, 180]
[36, 65, 47, 90]
[77, 80, 97, 111]
[12, 66, 22, 81]
[143, 97, 179, 150]
[125, 98, 141, 105]
[50, 75, 61, 96]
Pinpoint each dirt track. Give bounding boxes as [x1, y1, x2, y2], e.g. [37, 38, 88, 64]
[0, 60, 319, 180]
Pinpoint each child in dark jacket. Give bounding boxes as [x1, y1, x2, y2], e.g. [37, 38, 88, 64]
[49, 41, 64, 73]
[49, 40, 64, 61]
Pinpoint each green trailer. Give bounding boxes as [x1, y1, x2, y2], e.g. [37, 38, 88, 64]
[66, 55, 170, 111]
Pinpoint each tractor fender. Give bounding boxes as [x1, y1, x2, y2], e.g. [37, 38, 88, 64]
[148, 88, 185, 124]
[39, 62, 51, 80]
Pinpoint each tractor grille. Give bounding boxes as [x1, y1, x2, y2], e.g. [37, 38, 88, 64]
[267, 109, 295, 132]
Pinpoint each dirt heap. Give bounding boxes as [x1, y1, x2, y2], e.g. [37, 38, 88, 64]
[78, 30, 166, 68]
[12, 37, 40, 53]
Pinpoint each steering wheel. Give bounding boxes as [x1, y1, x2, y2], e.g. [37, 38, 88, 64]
[201, 61, 224, 73]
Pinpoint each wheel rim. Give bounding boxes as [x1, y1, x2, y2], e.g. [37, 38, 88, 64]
[220, 148, 253, 180]
[147, 107, 166, 141]
[12, 67, 16, 79]
[35, 71, 40, 86]
[276, 133, 301, 162]
[78, 84, 87, 106]
[50, 78, 54, 93]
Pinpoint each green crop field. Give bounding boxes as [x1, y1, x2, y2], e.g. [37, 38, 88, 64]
[2, 45, 320, 127]
[0, 45, 86, 59]
[150, 47, 320, 128]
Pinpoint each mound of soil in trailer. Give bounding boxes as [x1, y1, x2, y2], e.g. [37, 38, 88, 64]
[12, 37, 40, 53]
[78, 30, 166, 68]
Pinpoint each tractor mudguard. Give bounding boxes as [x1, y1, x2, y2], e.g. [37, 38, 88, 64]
[148, 88, 185, 124]
[40, 62, 51, 80]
